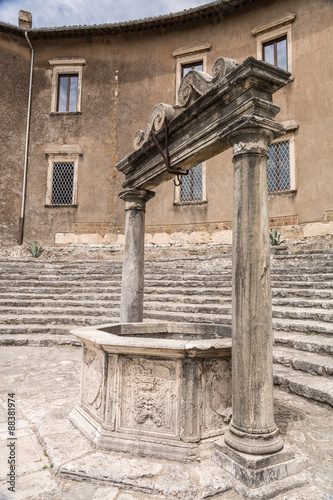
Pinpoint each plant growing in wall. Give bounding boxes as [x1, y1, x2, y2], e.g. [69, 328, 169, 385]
[270, 229, 282, 246]
[27, 242, 45, 258]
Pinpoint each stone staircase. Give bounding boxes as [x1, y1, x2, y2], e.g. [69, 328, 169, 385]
[0, 248, 332, 408]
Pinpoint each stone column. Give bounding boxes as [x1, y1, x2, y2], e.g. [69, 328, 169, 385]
[224, 127, 284, 456]
[119, 188, 155, 323]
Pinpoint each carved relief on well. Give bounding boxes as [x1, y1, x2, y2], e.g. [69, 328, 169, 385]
[81, 344, 105, 420]
[202, 357, 232, 438]
[118, 356, 179, 436]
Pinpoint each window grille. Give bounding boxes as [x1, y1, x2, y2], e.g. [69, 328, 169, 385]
[51, 162, 75, 204]
[180, 164, 203, 202]
[267, 140, 290, 192]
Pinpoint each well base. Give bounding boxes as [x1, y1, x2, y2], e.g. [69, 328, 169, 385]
[212, 437, 305, 495]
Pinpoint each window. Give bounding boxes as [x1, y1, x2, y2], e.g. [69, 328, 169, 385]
[173, 45, 210, 204]
[51, 162, 75, 204]
[181, 61, 203, 78]
[180, 164, 203, 202]
[251, 14, 295, 74]
[263, 36, 287, 70]
[266, 121, 298, 194]
[45, 145, 82, 206]
[49, 58, 86, 113]
[172, 43, 210, 106]
[267, 140, 290, 192]
[57, 75, 79, 112]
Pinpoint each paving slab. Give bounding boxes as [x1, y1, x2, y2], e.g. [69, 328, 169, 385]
[0, 346, 332, 500]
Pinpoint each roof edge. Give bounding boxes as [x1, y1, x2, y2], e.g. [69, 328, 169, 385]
[0, 0, 254, 39]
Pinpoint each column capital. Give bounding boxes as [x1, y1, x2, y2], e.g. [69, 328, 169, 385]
[219, 115, 286, 156]
[119, 188, 155, 211]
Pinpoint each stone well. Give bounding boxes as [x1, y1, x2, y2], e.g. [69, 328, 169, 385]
[70, 322, 232, 461]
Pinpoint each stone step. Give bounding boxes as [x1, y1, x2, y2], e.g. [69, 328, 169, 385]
[271, 273, 333, 281]
[144, 309, 232, 325]
[0, 293, 121, 302]
[270, 280, 333, 289]
[143, 302, 231, 315]
[272, 288, 333, 299]
[0, 298, 121, 309]
[273, 347, 333, 377]
[274, 331, 333, 356]
[272, 297, 333, 309]
[0, 312, 119, 326]
[273, 364, 333, 408]
[0, 324, 71, 335]
[0, 286, 122, 295]
[143, 294, 230, 305]
[0, 333, 81, 347]
[273, 317, 333, 336]
[273, 306, 333, 323]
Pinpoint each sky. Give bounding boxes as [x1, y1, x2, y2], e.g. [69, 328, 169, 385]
[0, 0, 211, 28]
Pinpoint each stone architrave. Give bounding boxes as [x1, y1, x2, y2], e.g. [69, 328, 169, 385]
[119, 188, 155, 323]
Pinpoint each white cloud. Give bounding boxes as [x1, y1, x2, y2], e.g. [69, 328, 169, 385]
[0, 0, 210, 28]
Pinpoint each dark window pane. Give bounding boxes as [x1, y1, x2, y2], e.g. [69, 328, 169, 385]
[182, 61, 203, 78]
[180, 163, 202, 202]
[267, 141, 290, 192]
[58, 76, 68, 112]
[51, 162, 75, 204]
[68, 76, 78, 112]
[264, 43, 274, 66]
[277, 38, 287, 70]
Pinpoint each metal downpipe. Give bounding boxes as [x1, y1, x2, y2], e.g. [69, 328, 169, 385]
[19, 31, 34, 245]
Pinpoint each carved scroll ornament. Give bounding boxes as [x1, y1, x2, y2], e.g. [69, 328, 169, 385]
[134, 103, 175, 151]
[133, 57, 238, 150]
[178, 57, 239, 107]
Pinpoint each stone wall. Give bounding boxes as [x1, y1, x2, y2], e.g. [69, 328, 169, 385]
[0, 32, 30, 246]
[0, 0, 332, 246]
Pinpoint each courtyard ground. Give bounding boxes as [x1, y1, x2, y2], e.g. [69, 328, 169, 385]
[0, 345, 332, 500]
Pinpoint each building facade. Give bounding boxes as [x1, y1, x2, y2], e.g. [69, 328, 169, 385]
[0, 0, 332, 247]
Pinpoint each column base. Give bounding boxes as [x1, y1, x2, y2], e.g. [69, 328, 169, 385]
[224, 425, 284, 455]
[212, 437, 304, 493]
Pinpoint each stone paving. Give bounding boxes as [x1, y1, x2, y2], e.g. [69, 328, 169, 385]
[0, 345, 332, 500]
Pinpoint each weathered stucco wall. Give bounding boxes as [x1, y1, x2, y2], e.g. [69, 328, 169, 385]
[0, 33, 30, 246]
[1, 0, 332, 246]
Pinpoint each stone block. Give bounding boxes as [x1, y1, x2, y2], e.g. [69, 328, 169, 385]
[55, 232, 78, 245]
[144, 233, 153, 244]
[327, 221, 333, 235]
[152, 232, 170, 244]
[303, 223, 327, 237]
[212, 440, 298, 489]
[211, 230, 233, 243]
[103, 233, 119, 245]
[188, 231, 210, 244]
[77, 234, 103, 244]
[116, 234, 125, 245]
[280, 225, 303, 240]
[169, 231, 190, 245]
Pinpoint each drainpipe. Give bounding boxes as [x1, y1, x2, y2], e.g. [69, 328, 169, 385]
[19, 30, 34, 245]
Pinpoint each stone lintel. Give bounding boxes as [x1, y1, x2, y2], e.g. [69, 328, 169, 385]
[116, 57, 290, 191]
[44, 144, 83, 156]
